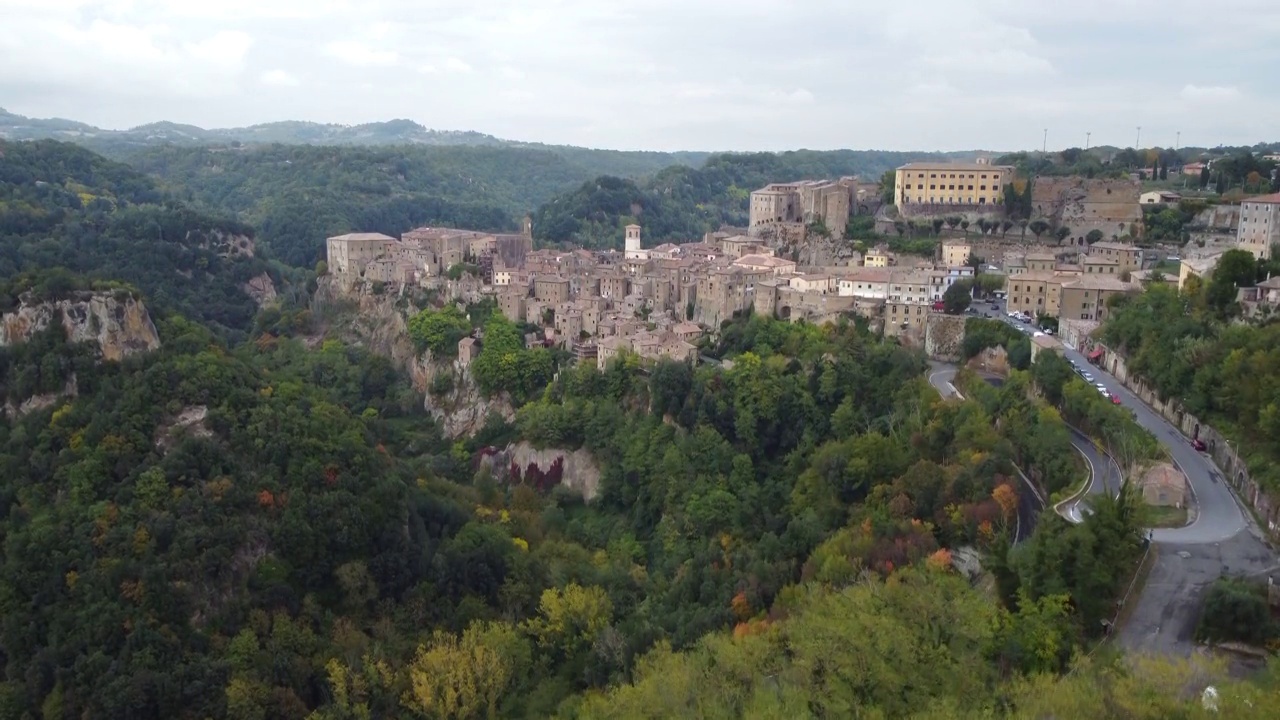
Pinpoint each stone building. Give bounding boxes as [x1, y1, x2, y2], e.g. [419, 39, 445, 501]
[749, 179, 858, 239]
[1138, 463, 1187, 508]
[326, 232, 398, 280]
[458, 337, 480, 366]
[694, 267, 763, 326]
[941, 240, 972, 268]
[893, 161, 1014, 210]
[533, 275, 571, 304]
[498, 290, 526, 323]
[1087, 241, 1143, 272]
[1058, 276, 1137, 322]
[884, 301, 930, 340]
[1236, 192, 1280, 260]
[838, 268, 891, 299]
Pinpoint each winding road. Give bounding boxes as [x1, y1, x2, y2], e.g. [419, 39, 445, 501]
[927, 307, 1277, 655]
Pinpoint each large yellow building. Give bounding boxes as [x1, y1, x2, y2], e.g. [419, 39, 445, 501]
[894, 162, 1014, 208]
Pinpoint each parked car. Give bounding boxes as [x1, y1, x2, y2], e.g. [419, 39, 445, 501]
[1191, 439, 1207, 452]
[1111, 395, 1122, 405]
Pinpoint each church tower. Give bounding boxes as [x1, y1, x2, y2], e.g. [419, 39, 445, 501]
[624, 224, 643, 259]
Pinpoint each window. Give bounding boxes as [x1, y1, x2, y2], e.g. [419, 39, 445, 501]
[968, 185, 974, 190]
[930, 184, 936, 190]
[980, 185, 987, 191]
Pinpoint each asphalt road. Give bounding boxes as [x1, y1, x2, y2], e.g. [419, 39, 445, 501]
[992, 310, 1250, 544]
[1059, 427, 1123, 524]
[988, 310, 1278, 655]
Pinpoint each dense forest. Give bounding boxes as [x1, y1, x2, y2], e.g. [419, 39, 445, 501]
[0, 140, 273, 336]
[1101, 252, 1280, 492]
[530, 150, 946, 249]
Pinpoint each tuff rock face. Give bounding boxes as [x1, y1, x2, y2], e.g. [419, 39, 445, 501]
[242, 272, 278, 307]
[0, 291, 161, 361]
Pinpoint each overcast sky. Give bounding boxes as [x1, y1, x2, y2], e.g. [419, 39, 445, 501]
[1, 0, 1277, 152]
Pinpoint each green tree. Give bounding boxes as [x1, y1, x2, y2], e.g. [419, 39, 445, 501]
[1085, 229, 1104, 245]
[942, 280, 973, 315]
[407, 305, 472, 356]
[1054, 226, 1071, 243]
[1029, 220, 1050, 239]
[1206, 248, 1259, 316]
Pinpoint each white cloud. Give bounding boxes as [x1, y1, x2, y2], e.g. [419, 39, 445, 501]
[324, 40, 398, 67]
[184, 31, 254, 70]
[1, 0, 1278, 150]
[260, 69, 300, 87]
[1181, 84, 1240, 101]
[443, 57, 472, 73]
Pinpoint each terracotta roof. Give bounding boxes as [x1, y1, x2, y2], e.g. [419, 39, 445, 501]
[1243, 192, 1280, 204]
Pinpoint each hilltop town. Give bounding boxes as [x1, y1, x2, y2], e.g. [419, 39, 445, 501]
[326, 156, 1279, 367]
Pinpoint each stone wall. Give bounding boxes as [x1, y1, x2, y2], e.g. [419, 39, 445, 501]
[1098, 347, 1279, 536]
[1032, 177, 1143, 243]
[924, 314, 966, 361]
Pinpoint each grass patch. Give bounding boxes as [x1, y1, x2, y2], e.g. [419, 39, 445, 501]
[1142, 504, 1188, 528]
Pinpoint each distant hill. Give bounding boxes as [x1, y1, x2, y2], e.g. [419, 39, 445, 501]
[0, 107, 710, 170]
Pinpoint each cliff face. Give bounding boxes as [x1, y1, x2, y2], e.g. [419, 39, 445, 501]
[313, 277, 513, 437]
[477, 441, 602, 502]
[242, 272, 278, 308]
[0, 292, 161, 361]
[421, 360, 515, 439]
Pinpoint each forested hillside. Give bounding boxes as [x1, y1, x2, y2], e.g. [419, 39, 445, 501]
[0, 140, 273, 335]
[531, 150, 941, 249]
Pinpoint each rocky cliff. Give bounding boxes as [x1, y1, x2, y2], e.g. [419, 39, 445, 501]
[313, 277, 513, 437]
[422, 361, 515, 438]
[477, 441, 602, 502]
[0, 291, 161, 361]
[241, 272, 278, 308]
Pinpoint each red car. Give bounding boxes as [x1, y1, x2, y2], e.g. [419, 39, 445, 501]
[1191, 439, 1206, 452]
[1110, 395, 1122, 404]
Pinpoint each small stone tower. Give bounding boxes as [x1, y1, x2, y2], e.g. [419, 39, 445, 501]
[522, 215, 533, 238]
[624, 224, 642, 258]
